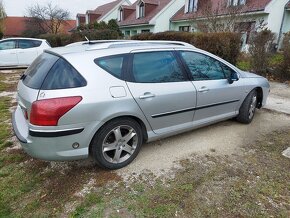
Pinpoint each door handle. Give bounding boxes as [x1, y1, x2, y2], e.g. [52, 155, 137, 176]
[198, 86, 210, 92]
[139, 93, 155, 99]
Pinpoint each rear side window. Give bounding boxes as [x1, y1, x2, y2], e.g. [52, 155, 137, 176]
[23, 53, 59, 89]
[23, 52, 86, 90]
[95, 55, 124, 79]
[132, 51, 185, 83]
[18, 39, 42, 49]
[41, 58, 86, 90]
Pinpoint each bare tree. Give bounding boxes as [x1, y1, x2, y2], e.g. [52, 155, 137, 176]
[26, 2, 70, 34]
[0, 0, 6, 36]
[190, 1, 258, 33]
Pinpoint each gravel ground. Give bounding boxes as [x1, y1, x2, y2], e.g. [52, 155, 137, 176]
[265, 82, 290, 115]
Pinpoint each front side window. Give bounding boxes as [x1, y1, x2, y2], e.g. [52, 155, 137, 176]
[18, 39, 42, 49]
[180, 51, 227, 80]
[0, 40, 16, 50]
[95, 55, 124, 79]
[132, 51, 185, 83]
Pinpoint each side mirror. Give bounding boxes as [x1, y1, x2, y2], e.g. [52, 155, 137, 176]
[228, 71, 239, 84]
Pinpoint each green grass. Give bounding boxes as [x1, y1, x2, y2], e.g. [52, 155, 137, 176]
[0, 97, 12, 150]
[70, 130, 290, 217]
[71, 193, 104, 218]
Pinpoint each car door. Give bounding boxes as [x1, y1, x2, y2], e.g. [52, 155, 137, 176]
[17, 39, 42, 66]
[0, 40, 18, 66]
[178, 50, 244, 124]
[126, 50, 197, 135]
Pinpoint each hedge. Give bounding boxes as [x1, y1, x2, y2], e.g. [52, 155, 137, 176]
[131, 31, 241, 65]
[40, 29, 121, 47]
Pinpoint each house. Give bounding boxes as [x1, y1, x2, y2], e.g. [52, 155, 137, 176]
[3, 16, 76, 37]
[3, 17, 30, 37]
[76, 0, 131, 27]
[118, 0, 184, 37]
[170, 0, 290, 49]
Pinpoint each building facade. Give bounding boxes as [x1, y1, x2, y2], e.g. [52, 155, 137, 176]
[76, 0, 131, 26]
[77, 0, 290, 48]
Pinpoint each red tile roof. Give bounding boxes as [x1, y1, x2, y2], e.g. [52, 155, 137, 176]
[119, 0, 171, 26]
[171, 0, 272, 22]
[91, 0, 123, 20]
[61, 20, 77, 33]
[3, 17, 30, 37]
[3, 17, 76, 36]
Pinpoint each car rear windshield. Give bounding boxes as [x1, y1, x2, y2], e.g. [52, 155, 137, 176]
[22, 52, 86, 90]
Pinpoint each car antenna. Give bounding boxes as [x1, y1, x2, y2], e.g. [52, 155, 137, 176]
[84, 36, 92, 44]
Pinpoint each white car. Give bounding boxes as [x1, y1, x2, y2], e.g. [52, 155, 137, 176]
[0, 38, 51, 68]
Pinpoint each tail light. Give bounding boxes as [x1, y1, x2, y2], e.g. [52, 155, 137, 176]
[30, 96, 82, 126]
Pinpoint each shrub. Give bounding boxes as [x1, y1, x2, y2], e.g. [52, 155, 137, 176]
[275, 32, 290, 81]
[39, 33, 72, 47]
[73, 29, 120, 41]
[40, 29, 121, 47]
[249, 29, 276, 76]
[132, 31, 241, 64]
[0, 31, 3, 39]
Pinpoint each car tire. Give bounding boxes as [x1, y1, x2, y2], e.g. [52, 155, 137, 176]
[236, 89, 258, 124]
[91, 118, 143, 170]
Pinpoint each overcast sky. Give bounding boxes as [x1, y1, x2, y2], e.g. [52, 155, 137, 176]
[3, 0, 129, 18]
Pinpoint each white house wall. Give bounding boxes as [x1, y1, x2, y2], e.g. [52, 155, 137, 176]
[151, 0, 185, 32]
[121, 25, 155, 37]
[101, 0, 131, 22]
[265, 0, 289, 35]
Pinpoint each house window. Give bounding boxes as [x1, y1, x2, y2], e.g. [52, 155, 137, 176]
[119, 8, 123, 21]
[179, 26, 190, 32]
[185, 0, 197, 13]
[188, 0, 194, 12]
[228, 0, 246, 6]
[132, 30, 138, 36]
[125, 30, 130, 36]
[141, 29, 150, 33]
[235, 21, 255, 44]
[139, 2, 145, 18]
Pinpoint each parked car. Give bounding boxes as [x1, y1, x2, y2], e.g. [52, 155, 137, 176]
[12, 40, 270, 170]
[0, 38, 51, 68]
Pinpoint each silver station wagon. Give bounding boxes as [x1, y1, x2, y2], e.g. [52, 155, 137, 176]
[12, 40, 270, 169]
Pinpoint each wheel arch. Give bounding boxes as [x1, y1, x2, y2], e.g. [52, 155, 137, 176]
[255, 87, 263, 109]
[88, 115, 149, 156]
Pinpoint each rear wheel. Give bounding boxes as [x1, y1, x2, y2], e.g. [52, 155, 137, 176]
[236, 89, 257, 124]
[91, 118, 143, 170]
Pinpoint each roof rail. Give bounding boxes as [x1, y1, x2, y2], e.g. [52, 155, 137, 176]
[85, 40, 194, 51]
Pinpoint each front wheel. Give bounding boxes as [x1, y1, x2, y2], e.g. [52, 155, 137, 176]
[91, 118, 143, 170]
[236, 89, 257, 124]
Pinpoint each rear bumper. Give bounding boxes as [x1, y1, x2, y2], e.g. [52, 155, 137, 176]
[12, 105, 102, 161]
[12, 111, 27, 143]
